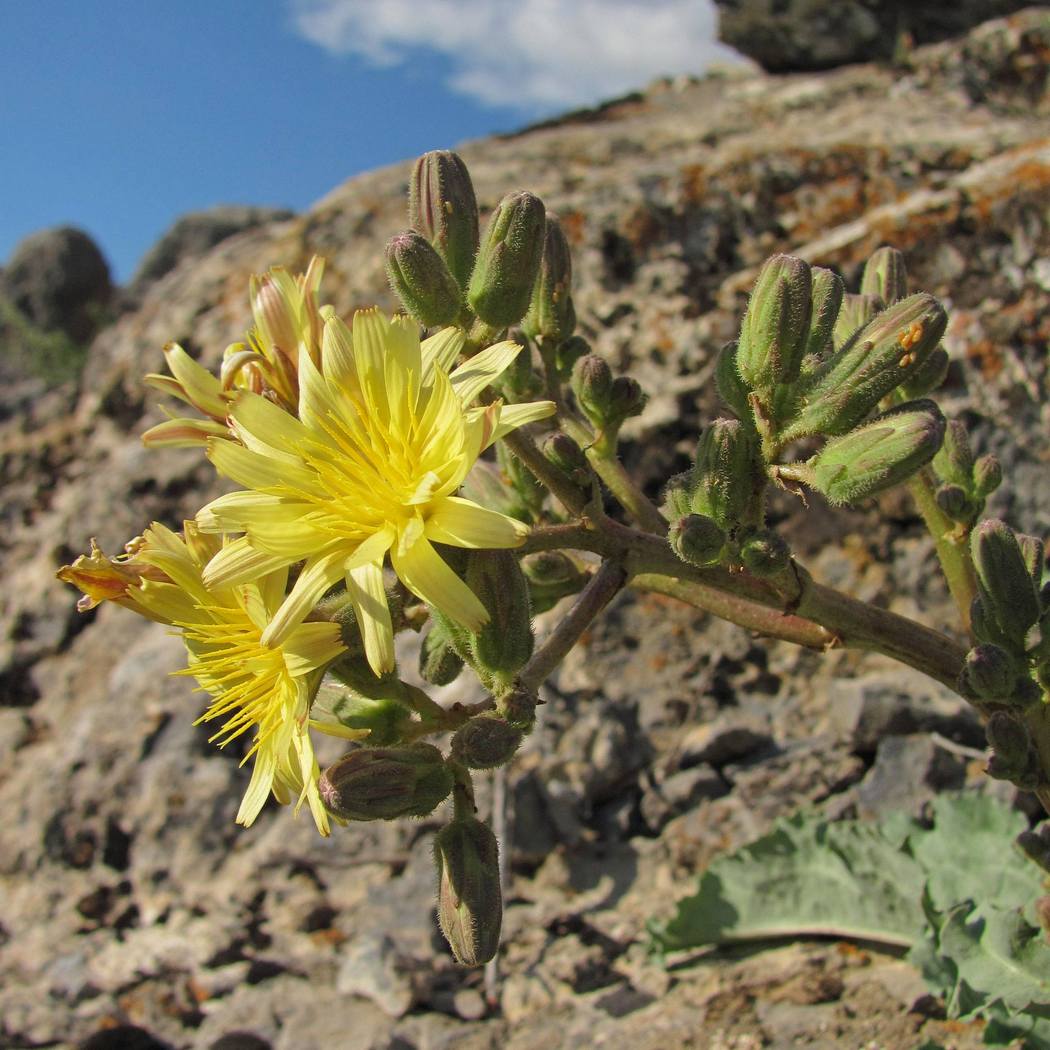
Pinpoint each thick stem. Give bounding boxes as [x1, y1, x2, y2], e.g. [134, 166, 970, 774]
[907, 467, 977, 636]
[500, 428, 589, 517]
[518, 560, 628, 692]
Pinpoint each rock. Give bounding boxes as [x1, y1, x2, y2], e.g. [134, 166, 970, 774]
[713, 0, 1040, 73]
[640, 764, 728, 831]
[127, 206, 294, 296]
[856, 734, 969, 819]
[677, 713, 773, 768]
[336, 933, 416, 1018]
[2, 225, 112, 342]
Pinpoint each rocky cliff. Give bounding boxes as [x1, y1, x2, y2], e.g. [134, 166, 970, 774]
[1, 11, 1048, 1049]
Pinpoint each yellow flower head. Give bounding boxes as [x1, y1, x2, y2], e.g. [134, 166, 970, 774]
[61, 521, 350, 835]
[198, 309, 555, 675]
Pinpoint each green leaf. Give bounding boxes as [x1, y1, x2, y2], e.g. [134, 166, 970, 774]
[650, 811, 925, 953]
[909, 794, 1038, 914]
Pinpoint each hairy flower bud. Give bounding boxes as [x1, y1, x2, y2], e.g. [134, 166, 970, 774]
[451, 715, 523, 769]
[715, 341, 754, 422]
[972, 454, 1003, 498]
[805, 266, 844, 358]
[496, 687, 538, 730]
[465, 550, 533, 682]
[860, 246, 909, 305]
[935, 483, 970, 521]
[958, 644, 1020, 702]
[521, 551, 587, 614]
[689, 418, 763, 530]
[832, 292, 883, 350]
[434, 817, 503, 966]
[791, 293, 948, 438]
[320, 743, 454, 822]
[325, 693, 413, 747]
[900, 346, 949, 398]
[420, 623, 465, 687]
[985, 712, 1038, 785]
[607, 375, 646, 425]
[542, 432, 593, 489]
[467, 191, 546, 328]
[971, 519, 1041, 650]
[522, 214, 576, 343]
[553, 334, 591, 378]
[385, 231, 462, 327]
[409, 150, 480, 291]
[1017, 827, 1050, 875]
[933, 420, 974, 487]
[571, 354, 613, 426]
[669, 514, 726, 567]
[808, 400, 945, 506]
[739, 528, 791, 577]
[736, 254, 813, 390]
[1018, 533, 1045, 585]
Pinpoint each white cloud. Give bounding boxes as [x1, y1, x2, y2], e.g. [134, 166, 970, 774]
[289, 0, 739, 112]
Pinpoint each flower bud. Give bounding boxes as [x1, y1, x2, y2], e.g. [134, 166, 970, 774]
[900, 346, 949, 398]
[420, 623, 465, 687]
[808, 400, 946, 506]
[326, 693, 413, 746]
[689, 418, 764, 529]
[320, 744, 454, 822]
[522, 214, 576, 343]
[542, 432, 593, 489]
[932, 419, 973, 487]
[467, 191, 546, 328]
[985, 711, 1033, 770]
[860, 246, 909, 305]
[451, 715, 523, 770]
[465, 550, 533, 682]
[669, 514, 726, 567]
[739, 528, 791, 577]
[496, 687, 538, 730]
[805, 266, 844, 358]
[607, 376, 646, 425]
[973, 454, 1003, 498]
[832, 292, 883, 351]
[385, 231, 462, 327]
[715, 341, 754, 422]
[792, 294, 948, 438]
[1017, 827, 1050, 875]
[736, 254, 813, 390]
[571, 354, 613, 426]
[409, 150, 480, 291]
[521, 551, 587, 614]
[1018, 533, 1045, 586]
[971, 519, 1041, 650]
[554, 334, 591, 378]
[958, 644, 1019, 702]
[935, 483, 971, 522]
[434, 817, 503, 966]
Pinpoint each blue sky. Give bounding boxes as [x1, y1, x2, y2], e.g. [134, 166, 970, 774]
[1, 1, 736, 283]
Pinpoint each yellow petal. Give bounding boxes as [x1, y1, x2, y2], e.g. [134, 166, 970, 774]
[283, 622, 346, 675]
[229, 391, 312, 462]
[202, 537, 294, 589]
[449, 340, 522, 404]
[390, 534, 488, 631]
[421, 326, 466, 382]
[262, 548, 347, 647]
[425, 496, 529, 549]
[346, 561, 395, 675]
[488, 400, 557, 444]
[162, 342, 228, 418]
[207, 439, 324, 497]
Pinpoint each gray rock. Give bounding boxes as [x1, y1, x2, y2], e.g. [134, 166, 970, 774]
[336, 932, 416, 1018]
[677, 713, 773, 768]
[640, 764, 728, 831]
[856, 734, 968, 819]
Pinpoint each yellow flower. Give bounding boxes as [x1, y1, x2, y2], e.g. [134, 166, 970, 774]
[198, 309, 555, 675]
[61, 522, 351, 835]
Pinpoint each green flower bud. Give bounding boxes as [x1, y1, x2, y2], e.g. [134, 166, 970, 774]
[326, 693, 413, 747]
[669, 514, 726, 567]
[521, 551, 587, 614]
[542, 432, 593, 489]
[571, 354, 613, 426]
[985, 711, 1037, 783]
[466, 550, 533, 682]
[739, 528, 791, 577]
[935, 483, 971, 522]
[791, 293, 948, 438]
[385, 231, 462, 327]
[832, 292, 883, 352]
[1018, 533, 1045, 585]
[434, 817, 503, 966]
[715, 341, 754, 422]
[522, 214, 576, 343]
[1016, 827, 1050, 875]
[689, 418, 763, 530]
[860, 246, 909, 304]
[420, 623, 465, 687]
[553, 334, 591, 379]
[329, 653, 407, 705]
[973, 454, 1003, 498]
[467, 191, 546, 328]
[409, 150, 480, 291]
[496, 687, 538, 730]
[736, 254, 813, 390]
[661, 470, 693, 521]
[320, 743, 454, 822]
[808, 399, 946, 506]
[900, 346, 949, 398]
[958, 644, 1019, 701]
[805, 267, 844, 358]
[451, 715, 523, 769]
[932, 419, 974, 487]
[971, 519, 1041, 649]
[607, 375, 647, 426]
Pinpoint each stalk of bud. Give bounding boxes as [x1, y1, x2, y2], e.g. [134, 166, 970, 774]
[807, 400, 946, 506]
[467, 191, 546, 328]
[451, 715, 523, 769]
[434, 816, 503, 966]
[409, 150, 480, 291]
[669, 514, 726, 567]
[860, 246, 909, 304]
[522, 214, 576, 343]
[736, 254, 813, 391]
[385, 231, 462, 327]
[789, 293, 948, 439]
[320, 744, 454, 821]
[971, 519, 1041, 651]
